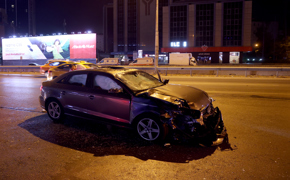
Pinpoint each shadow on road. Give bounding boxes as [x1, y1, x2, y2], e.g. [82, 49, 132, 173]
[19, 114, 234, 163]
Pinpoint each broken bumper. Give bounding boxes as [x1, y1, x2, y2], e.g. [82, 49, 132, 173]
[163, 106, 227, 146]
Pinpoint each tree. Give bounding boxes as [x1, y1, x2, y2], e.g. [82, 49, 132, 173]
[275, 36, 290, 62]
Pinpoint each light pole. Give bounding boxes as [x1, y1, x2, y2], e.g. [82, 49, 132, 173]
[154, 0, 159, 67]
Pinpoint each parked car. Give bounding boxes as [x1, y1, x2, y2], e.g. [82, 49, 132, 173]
[97, 58, 120, 65]
[39, 68, 226, 146]
[28, 63, 39, 66]
[40, 59, 72, 75]
[46, 61, 99, 80]
[129, 57, 154, 66]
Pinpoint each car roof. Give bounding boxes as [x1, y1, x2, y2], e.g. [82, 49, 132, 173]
[71, 67, 138, 76]
[48, 59, 71, 62]
[48, 62, 99, 71]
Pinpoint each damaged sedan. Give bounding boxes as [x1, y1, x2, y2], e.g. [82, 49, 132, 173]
[39, 68, 227, 146]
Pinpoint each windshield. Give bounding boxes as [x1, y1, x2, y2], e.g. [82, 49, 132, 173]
[117, 71, 163, 91]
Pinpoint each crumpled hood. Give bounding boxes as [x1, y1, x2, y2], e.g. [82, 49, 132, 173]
[148, 84, 210, 110]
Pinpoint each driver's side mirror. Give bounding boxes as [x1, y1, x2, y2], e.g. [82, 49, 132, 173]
[163, 79, 169, 85]
[108, 88, 123, 93]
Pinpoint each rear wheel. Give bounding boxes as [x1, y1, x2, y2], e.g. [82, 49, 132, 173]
[46, 99, 64, 123]
[136, 117, 167, 142]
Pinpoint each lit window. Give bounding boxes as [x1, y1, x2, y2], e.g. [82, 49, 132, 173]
[11, 5, 14, 8]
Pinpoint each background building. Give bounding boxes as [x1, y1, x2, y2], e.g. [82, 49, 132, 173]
[103, 3, 114, 54]
[0, 0, 35, 37]
[112, 0, 252, 64]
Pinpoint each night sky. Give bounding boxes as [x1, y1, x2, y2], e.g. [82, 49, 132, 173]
[34, 0, 289, 35]
[35, 0, 113, 35]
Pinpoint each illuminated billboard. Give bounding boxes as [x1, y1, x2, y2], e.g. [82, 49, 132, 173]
[2, 34, 96, 60]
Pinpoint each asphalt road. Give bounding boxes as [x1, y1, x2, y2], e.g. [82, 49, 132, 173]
[0, 74, 289, 180]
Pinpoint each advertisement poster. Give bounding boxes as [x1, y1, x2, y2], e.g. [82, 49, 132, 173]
[229, 52, 240, 64]
[2, 34, 96, 60]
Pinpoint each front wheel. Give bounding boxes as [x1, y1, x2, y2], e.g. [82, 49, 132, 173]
[46, 99, 64, 123]
[136, 117, 167, 141]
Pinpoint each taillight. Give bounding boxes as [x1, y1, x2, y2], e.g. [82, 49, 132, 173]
[40, 85, 43, 91]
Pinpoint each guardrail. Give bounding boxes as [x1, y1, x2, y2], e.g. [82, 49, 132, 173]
[0, 66, 40, 73]
[128, 66, 290, 77]
[0, 66, 290, 77]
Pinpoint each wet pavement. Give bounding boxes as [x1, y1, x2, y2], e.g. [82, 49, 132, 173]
[0, 75, 289, 179]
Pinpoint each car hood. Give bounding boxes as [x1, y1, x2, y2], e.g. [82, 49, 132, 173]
[147, 84, 210, 110]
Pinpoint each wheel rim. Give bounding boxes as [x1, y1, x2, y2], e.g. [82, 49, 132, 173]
[137, 118, 160, 141]
[48, 101, 61, 119]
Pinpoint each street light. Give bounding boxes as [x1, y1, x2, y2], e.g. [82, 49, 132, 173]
[154, 0, 159, 68]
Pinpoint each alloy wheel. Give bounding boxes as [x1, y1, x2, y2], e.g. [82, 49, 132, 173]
[48, 101, 61, 119]
[137, 118, 160, 141]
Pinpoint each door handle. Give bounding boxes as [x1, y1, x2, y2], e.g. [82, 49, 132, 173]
[89, 95, 94, 100]
[61, 91, 66, 95]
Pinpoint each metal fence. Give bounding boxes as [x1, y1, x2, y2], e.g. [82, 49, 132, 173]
[0, 66, 290, 77]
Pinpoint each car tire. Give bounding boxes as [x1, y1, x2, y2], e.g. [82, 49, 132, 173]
[136, 117, 167, 142]
[46, 99, 64, 123]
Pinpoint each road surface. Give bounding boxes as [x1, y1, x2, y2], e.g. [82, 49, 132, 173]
[0, 74, 289, 179]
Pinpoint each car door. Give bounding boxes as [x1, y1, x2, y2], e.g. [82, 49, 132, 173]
[86, 73, 131, 124]
[59, 72, 92, 115]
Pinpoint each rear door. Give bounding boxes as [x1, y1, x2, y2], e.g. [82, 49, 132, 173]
[58, 72, 92, 115]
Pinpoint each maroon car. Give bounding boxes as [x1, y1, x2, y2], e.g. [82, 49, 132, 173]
[39, 68, 226, 146]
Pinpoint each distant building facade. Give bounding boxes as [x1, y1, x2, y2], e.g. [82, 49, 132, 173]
[0, 0, 35, 37]
[103, 3, 114, 54]
[111, 0, 252, 64]
[97, 33, 104, 52]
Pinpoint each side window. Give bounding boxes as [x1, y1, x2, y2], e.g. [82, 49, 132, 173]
[94, 75, 121, 91]
[50, 62, 60, 66]
[57, 77, 67, 84]
[68, 74, 88, 86]
[58, 64, 71, 70]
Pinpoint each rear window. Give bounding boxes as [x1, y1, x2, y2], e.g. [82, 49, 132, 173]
[68, 74, 88, 86]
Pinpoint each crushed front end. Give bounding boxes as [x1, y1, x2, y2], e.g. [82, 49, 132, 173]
[160, 98, 227, 146]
